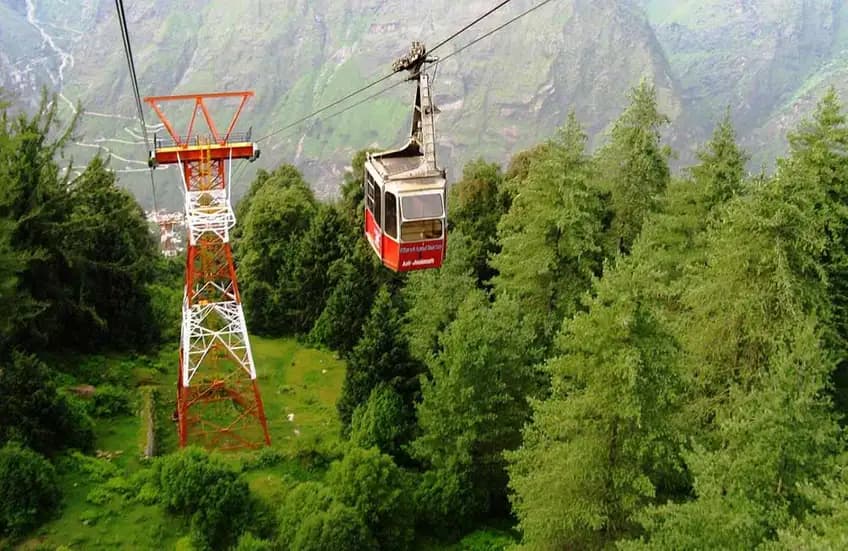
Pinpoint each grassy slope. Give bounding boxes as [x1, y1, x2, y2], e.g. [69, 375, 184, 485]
[252, 337, 345, 447]
[16, 337, 344, 550]
[13, 335, 516, 549]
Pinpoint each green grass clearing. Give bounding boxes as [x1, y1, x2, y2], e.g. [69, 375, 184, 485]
[15, 337, 344, 550]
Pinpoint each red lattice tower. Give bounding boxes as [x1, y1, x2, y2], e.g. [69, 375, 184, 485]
[144, 91, 270, 449]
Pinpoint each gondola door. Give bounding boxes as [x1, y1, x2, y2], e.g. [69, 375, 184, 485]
[364, 168, 384, 261]
[364, 165, 405, 271]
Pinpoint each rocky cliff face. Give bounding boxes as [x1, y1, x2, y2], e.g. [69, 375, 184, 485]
[0, 0, 681, 207]
[642, 0, 848, 162]
[3, 0, 844, 207]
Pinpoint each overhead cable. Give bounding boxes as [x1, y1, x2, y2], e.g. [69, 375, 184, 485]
[433, 0, 556, 66]
[428, 0, 513, 53]
[256, 72, 399, 142]
[114, 0, 159, 214]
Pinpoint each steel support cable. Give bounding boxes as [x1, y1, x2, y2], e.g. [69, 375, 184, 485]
[255, 72, 399, 142]
[428, 0, 512, 53]
[256, 0, 523, 143]
[430, 0, 556, 67]
[115, 0, 159, 215]
[233, 83, 407, 189]
[265, 0, 557, 143]
[232, 160, 250, 188]
[115, 0, 146, 143]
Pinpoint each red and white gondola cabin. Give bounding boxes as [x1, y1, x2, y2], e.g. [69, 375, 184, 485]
[364, 71, 446, 272]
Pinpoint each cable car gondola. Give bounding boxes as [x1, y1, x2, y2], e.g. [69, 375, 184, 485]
[364, 43, 446, 272]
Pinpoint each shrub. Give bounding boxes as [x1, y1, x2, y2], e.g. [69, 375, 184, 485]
[135, 482, 160, 506]
[327, 447, 415, 550]
[79, 508, 108, 526]
[0, 443, 61, 537]
[456, 528, 518, 550]
[103, 475, 133, 496]
[157, 447, 251, 550]
[290, 434, 343, 471]
[61, 451, 119, 483]
[241, 447, 285, 471]
[85, 486, 112, 505]
[234, 533, 273, 551]
[148, 281, 182, 343]
[291, 503, 376, 551]
[0, 352, 95, 455]
[412, 467, 480, 531]
[69, 356, 122, 386]
[277, 481, 334, 547]
[349, 384, 410, 459]
[85, 475, 133, 505]
[90, 384, 132, 417]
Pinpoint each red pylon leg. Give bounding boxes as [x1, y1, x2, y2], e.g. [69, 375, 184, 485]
[253, 380, 271, 446]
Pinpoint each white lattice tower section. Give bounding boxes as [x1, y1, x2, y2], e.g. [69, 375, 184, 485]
[181, 299, 255, 386]
[178, 147, 256, 388]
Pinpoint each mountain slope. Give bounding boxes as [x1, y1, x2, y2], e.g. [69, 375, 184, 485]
[641, 0, 848, 163]
[1, 0, 681, 208]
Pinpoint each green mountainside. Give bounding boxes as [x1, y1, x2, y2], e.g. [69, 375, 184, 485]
[641, 0, 848, 163]
[3, 0, 847, 205]
[0, 0, 679, 208]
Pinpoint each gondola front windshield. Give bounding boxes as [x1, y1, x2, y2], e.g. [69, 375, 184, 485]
[401, 193, 443, 220]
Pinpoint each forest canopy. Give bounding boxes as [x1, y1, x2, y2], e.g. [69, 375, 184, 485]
[2, 82, 848, 549]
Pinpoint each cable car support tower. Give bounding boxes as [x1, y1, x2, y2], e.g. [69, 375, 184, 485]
[145, 91, 270, 450]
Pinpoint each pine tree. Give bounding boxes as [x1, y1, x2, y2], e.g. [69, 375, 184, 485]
[238, 178, 317, 334]
[784, 88, 848, 416]
[622, 321, 843, 550]
[0, 100, 22, 345]
[501, 142, 554, 198]
[234, 164, 312, 241]
[403, 230, 478, 362]
[309, 240, 381, 355]
[691, 110, 749, 208]
[1, 91, 158, 350]
[492, 112, 606, 343]
[63, 156, 159, 348]
[412, 293, 539, 522]
[0, 351, 94, 455]
[0, 90, 79, 347]
[765, 463, 848, 549]
[337, 286, 419, 430]
[448, 159, 508, 284]
[287, 204, 349, 333]
[618, 92, 848, 550]
[508, 262, 683, 548]
[350, 384, 411, 460]
[682, 163, 831, 420]
[0, 219, 24, 345]
[598, 79, 672, 254]
[627, 112, 748, 318]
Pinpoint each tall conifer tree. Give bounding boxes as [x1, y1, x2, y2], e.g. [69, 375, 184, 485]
[598, 79, 671, 254]
[413, 293, 538, 521]
[337, 286, 419, 430]
[492, 112, 605, 343]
